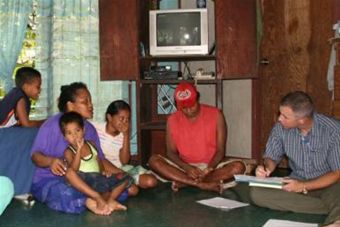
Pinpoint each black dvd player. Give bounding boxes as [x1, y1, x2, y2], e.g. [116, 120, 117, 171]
[144, 70, 182, 80]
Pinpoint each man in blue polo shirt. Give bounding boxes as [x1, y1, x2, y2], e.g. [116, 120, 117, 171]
[251, 91, 340, 227]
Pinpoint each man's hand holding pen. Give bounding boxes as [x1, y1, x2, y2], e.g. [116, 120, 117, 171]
[255, 165, 271, 177]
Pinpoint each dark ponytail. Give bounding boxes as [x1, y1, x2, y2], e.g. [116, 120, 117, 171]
[105, 100, 131, 122]
[58, 82, 88, 112]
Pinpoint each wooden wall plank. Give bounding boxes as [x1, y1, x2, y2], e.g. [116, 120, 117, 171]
[259, 0, 335, 153]
[99, 0, 139, 80]
[333, 100, 340, 117]
[308, 0, 333, 115]
[334, 65, 340, 99]
[259, 0, 288, 152]
[215, 0, 257, 79]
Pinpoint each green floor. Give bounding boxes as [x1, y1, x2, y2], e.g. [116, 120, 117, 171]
[0, 182, 326, 227]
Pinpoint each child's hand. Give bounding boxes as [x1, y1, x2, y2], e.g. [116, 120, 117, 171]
[117, 121, 130, 135]
[76, 139, 84, 151]
[101, 171, 112, 178]
[102, 168, 123, 178]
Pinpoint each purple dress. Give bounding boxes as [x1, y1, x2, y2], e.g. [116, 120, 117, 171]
[30, 113, 105, 214]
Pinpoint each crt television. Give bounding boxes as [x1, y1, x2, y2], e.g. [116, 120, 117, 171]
[149, 8, 208, 56]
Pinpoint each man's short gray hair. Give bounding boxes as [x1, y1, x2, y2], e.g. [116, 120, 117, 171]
[280, 91, 314, 118]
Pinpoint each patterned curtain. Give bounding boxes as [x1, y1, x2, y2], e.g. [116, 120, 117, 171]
[0, 0, 32, 93]
[34, 0, 136, 153]
[34, 0, 125, 121]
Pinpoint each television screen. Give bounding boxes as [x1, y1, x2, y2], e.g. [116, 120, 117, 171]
[149, 9, 208, 56]
[157, 12, 201, 46]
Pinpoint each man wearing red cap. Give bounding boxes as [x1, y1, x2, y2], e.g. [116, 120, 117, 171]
[149, 82, 246, 193]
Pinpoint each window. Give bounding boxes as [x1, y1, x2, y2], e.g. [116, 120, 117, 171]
[15, 7, 39, 118]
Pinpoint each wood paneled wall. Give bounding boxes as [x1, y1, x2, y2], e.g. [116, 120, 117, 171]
[99, 0, 139, 80]
[215, 0, 257, 79]
[259, 0, 335, 154]
[308, 0, 334, 113]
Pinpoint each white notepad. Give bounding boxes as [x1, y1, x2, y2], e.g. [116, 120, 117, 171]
[197, 197, 249, 210]
[234, 174, 284, 189]
[263, 219, 318, 227]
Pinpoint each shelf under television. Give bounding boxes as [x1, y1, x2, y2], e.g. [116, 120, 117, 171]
[140, 78, 219, 84]
[141, 55, 216, 62]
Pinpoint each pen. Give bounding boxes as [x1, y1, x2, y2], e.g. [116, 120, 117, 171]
[263, 164, 270, 177]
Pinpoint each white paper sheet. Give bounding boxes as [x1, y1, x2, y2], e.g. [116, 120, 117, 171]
[263, 219, 318, 227]
[197, 197, 249, 210]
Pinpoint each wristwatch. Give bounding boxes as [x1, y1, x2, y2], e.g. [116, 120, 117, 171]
[302, 183, 308, 194]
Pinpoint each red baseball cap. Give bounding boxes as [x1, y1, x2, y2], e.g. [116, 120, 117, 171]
[174, 82, 198, 110]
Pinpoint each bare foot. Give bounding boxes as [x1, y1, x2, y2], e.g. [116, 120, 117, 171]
[108, 199, 127, 211]
[171, 181, 186, 192]
[94, 195, 110, 212]
[171, 181, 179, 192]
[198, 181, 221, 193]
[219, 180, 224, 195]
[323, 220, 340, 227]
[85, 198, 111, 216]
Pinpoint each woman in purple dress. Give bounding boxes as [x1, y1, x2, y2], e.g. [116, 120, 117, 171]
[30, 82, 138, 215]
